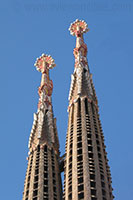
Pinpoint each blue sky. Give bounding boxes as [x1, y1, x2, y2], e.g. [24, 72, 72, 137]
[0, 0, 133, 199]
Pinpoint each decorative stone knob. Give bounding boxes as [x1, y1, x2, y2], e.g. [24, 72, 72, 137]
[69, 19, 89, 37]
[34, 53, 56, 73]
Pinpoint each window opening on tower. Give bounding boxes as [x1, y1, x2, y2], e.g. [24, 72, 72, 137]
[77, 98, 81, 117]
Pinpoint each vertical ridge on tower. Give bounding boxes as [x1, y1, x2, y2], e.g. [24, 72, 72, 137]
[63, 19, 113, 200]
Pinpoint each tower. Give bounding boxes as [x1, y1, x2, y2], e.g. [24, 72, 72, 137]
[63, 20, 113, 200]
[23, 54, 62, 200]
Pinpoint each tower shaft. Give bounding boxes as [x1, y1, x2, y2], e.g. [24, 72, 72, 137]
[23, 144, 62, 200]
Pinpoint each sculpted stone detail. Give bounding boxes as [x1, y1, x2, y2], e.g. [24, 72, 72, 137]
[69, 19, 89, 37]
[68, 74, 74, 101]
[28, 113, 38, 149]
[75, 66, 83, 95]
[38, 110, 44, 139]
[47, 110, 55, 143]
[34, 54, 55, 111]
[68, 19, 95, 108]
[28, 54, 56, 154]
[85, 73, 93, 96]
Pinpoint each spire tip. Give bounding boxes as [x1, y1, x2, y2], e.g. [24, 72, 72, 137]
[69, 19, 89, 37]
[34, 53, 56, 73]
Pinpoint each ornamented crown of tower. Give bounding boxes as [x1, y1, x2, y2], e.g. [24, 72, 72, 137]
[68, 19, 98, 112]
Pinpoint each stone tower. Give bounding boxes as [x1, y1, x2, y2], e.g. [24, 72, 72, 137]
[23, 54, 62, 200]
[63, 20, 113, 200]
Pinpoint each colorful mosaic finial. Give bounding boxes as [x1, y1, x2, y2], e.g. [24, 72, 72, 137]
[69, 19, 89, 37]
[34, 53, 56, 73]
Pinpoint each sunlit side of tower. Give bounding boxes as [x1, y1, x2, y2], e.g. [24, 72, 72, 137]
[22, 54, 62, 200]
[63, 20, 113, 200]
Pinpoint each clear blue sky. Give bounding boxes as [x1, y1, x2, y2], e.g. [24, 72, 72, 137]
[0, 0, 133, 199]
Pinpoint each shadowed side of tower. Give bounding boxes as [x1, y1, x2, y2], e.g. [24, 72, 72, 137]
[63, 20, 113, 200]
[22, 54, 62, 200]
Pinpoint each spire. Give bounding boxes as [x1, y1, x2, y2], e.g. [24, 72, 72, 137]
[63, 20, 113, 200]
[68, 19, 97, 112]
[28, 54, 58, 154]
[23, 55, 62, 200]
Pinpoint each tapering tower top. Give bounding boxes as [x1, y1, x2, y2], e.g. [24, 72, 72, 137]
[68, 19, 98, 111]
[28, 54, 58, 153]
